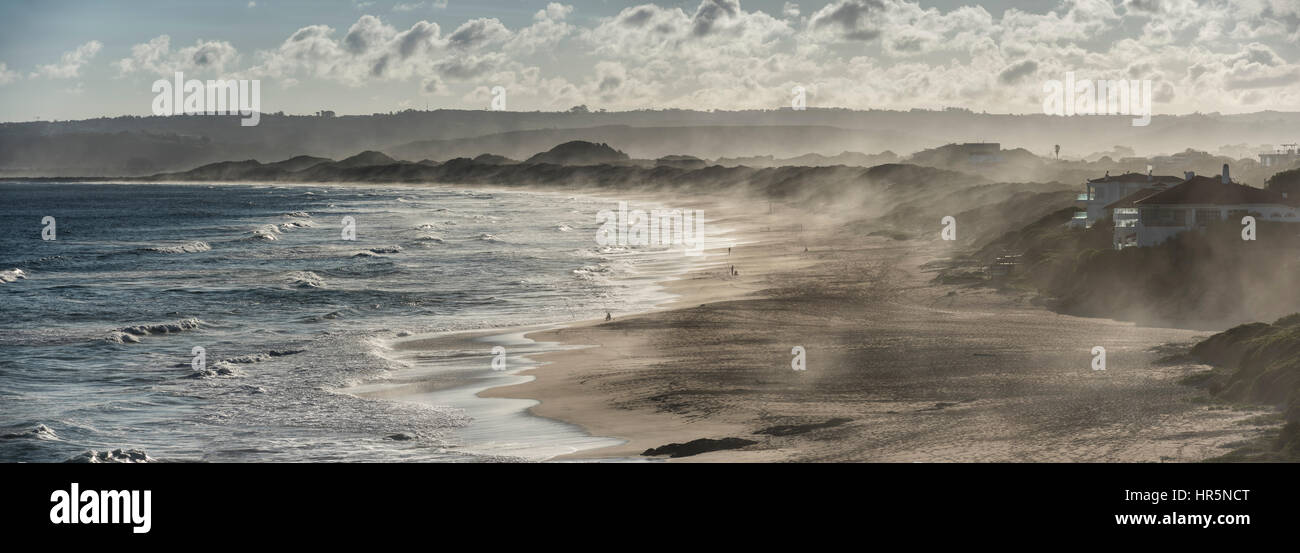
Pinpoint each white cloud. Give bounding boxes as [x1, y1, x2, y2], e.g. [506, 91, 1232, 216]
[115, 35, 240, 76]
[31, 41, 102, 79]
[66, 0, 1300, 114]
[507, 3, 576, 55]
[807, 0, 890, 42]
[0, 62, 20, 85]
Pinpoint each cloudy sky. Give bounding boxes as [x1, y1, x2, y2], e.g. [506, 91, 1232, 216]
[0, 0, 1298, 121]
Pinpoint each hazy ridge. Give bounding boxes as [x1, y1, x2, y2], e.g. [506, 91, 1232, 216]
[5, 108, 1300, 177]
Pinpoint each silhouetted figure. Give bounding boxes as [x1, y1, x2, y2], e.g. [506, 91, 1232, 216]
[605, 311, 612, 322]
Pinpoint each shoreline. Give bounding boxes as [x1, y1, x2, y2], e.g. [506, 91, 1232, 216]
[481, 197, 815, 460]
[350, 189, 772, 460]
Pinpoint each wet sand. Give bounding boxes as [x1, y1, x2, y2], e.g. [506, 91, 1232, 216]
[479, 200, 1275, 462]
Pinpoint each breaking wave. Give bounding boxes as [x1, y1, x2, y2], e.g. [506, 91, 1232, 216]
[0, 268, 27, 283]
[1, 424, 59, 440]
[107, 318, 202, 343]
[243, 225, 281, 241]
[286, 271, 326, 289]
[143, 241, 211, 254]
[64, 449, 154, 463]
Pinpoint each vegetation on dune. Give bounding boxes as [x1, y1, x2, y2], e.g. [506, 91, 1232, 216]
[1188, 314, 1300, 459]
[947, 201, 1300, 459]
[970, 213, 1300, 327]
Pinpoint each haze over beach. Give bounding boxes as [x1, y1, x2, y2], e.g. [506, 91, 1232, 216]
[5, 0, 1300, 477]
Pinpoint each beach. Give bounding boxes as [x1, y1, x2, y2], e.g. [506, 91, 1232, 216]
[473, 196, 1276, 462]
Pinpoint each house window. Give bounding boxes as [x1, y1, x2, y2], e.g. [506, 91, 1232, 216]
[1141, 208, 1186, 227]
[1114, 208, 1139, 228]
[1194, 209, 1221, 227]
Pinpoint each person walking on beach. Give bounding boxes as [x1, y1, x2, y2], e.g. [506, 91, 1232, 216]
[605, 311, 612, 322]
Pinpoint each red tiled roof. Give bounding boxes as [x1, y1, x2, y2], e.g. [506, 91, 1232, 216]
[1088, 173, 1183, 184]
[1134, 176, 1292, 206]
[1104, 187, 1166, 210]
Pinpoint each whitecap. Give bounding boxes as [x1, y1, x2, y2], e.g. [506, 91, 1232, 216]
[0, 268, 27, 283]
[243, 225, 281, 241]
[111, 318, 202, 341]
[65, 449, 153, 463]
[105, 332, 141, 344]
[286, 271, 326, 289]
[144, 241, 211, 254]
[188, 361, 245, 379]
[1, 424, 59, 440]
[278, 220, 316, 231]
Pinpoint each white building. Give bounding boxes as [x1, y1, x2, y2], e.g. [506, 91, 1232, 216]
[1104, 186, 1170, 249]
[1259, 143, 1299, 168]
[1074, 171, 1183, 228]
[1133, 165, 1299, 247]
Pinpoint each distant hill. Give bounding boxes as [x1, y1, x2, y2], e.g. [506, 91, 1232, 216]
[472, 153, 518, 165]
[128, 144, 990, 222]
[656, 155, 708, 170]
[524, 141, 629, 166]
[716, 151, 900, 168]
[167, 159, 277, 181]
[335, 150, 399, 168]
[267, 155, 332, 172]
[6, 109, 1300, 177]
[384, 124, 911, 163]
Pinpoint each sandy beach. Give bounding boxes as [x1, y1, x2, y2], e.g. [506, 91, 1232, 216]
[472, 195, 1277, 462]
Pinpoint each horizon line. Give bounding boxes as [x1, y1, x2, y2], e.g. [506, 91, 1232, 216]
[7, 107, 1300, 125]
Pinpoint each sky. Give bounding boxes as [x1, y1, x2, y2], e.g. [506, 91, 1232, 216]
[0, 0, 1298, 122]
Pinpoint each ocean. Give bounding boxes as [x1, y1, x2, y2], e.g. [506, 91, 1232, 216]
[0, 182, 717, 462]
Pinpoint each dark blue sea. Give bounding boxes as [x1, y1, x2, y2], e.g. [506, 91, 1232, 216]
[0, 182, 703, 462]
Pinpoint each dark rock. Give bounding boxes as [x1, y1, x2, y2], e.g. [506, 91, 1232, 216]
[642, 437, 757, 458]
